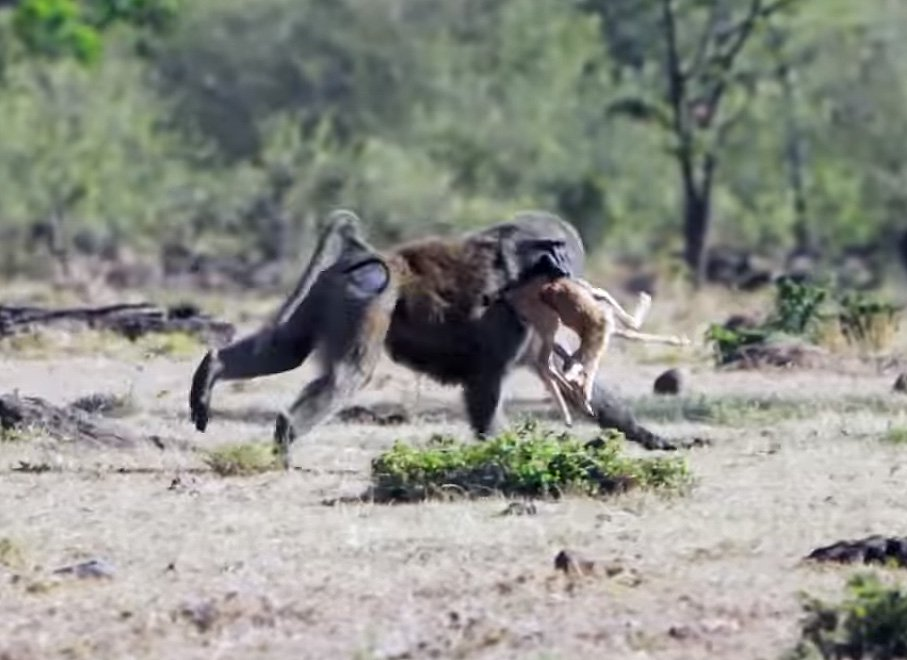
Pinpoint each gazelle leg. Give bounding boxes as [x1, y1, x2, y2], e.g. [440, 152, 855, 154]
[574, 279, 651, 330]
[613, 328, 691, 345]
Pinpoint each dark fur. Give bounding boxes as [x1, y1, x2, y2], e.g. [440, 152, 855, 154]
[189, 209, 677, 452]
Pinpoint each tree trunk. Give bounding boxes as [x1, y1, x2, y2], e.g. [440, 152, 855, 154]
[778, 61, 811, 252]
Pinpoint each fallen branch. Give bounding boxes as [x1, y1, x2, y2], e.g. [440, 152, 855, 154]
[0, 302, 234, 345]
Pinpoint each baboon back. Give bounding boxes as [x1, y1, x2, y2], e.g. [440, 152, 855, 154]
[385, 212, 583, 385]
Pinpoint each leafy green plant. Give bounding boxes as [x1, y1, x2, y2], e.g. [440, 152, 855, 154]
[706, 277, 902, 365]
[369, 422, 691, 502]
[787, 573, 907, 659]
[704, 323, 769, 365]
[771, 277, 829, 336]
[203, 442, 280, 477]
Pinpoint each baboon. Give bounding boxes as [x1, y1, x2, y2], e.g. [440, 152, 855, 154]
[189, 210, 682, 464]
[506, 274, 688, 425]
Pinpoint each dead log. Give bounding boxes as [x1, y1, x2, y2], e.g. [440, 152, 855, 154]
[806, 535, 907, 568]
[0, 302, 234, 345]
[0, 392, 141, 449]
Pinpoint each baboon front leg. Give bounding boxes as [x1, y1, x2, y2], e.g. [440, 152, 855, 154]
[464, 374, 506, 439]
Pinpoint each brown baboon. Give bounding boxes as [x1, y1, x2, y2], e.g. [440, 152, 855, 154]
[189, 210, 683, 465]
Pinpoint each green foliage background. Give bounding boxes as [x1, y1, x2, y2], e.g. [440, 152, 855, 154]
[1, 0, 905, 266]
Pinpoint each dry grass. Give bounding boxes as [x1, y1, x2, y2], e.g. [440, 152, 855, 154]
[204, 441, 282, 476]
[1, 283, 907, 659]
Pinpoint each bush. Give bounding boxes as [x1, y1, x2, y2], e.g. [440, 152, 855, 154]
[706, 278, 902, 365]
[787, 573, 907, 659]
[369, 421, 691, 502]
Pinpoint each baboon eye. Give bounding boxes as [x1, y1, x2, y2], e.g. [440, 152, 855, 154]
[345, 259, 390, 297]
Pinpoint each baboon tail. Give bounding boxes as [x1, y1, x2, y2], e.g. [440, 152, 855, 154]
[262, 209, 363, 333]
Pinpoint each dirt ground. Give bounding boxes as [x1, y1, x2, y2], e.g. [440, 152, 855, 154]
[2, 288, 907, 659]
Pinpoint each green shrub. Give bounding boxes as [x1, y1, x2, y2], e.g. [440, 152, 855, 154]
[706, 278, 902, 365]
[771, 277, 829, 336]
[787, 573, 907, 659]
[203, 441, 280, 477]
[704, 323, 769, 365]
[369, 422, 691, 502]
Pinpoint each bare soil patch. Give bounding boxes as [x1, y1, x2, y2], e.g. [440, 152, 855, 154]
[1, 319, 907, 658]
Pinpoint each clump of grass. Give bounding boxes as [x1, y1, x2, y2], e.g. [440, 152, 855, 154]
[203, 442, 281, 476]
[882, 426, 907, 446]
[369, 422, 691, 502]
[0, 538, 26, 570]
[0, 426, 35, 443]
[786, 573, 907, 659]
[0, 331, 55, 358]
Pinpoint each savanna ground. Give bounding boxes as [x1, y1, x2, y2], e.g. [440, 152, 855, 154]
[1, 280, 907, 660]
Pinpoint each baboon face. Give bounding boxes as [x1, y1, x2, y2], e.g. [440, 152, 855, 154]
[510, 238, 573, 283]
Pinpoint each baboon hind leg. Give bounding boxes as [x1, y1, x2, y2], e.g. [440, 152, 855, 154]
[274, 362, 373, 469]
[189, 327, 316, 432]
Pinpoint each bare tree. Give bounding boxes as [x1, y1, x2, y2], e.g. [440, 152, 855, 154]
[608, 0, 804, 285]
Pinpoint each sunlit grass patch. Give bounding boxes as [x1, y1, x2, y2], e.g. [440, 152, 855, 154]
[134, 331, 202, 358]
[0, 426, 36, 443]
[0, 327, 203, 359]
[203, 441, 281, 477]
[632, 393, 904, 427]
[0, 538, 26, 570]
[881, 426, 907, 445]
[369, 422, 691, 503]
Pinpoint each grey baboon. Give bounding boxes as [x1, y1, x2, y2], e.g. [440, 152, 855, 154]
[189, 210, 680, 462]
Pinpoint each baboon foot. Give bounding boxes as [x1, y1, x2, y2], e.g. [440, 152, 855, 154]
[274, 413, 297, 470]
[189, 350, 218, 432]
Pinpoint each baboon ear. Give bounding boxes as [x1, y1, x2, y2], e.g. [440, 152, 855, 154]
[344, 258, 391, 298]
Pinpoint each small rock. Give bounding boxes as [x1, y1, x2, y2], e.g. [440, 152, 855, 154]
[52, 559, 115, 580]
[653, 368, 685, 395]
[668, 624, 697, 641]
[554, 549, 595, 576]
[499, 501, 537, 517]
[178, 600, 220, 633]
[894, 373, 907, 394]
